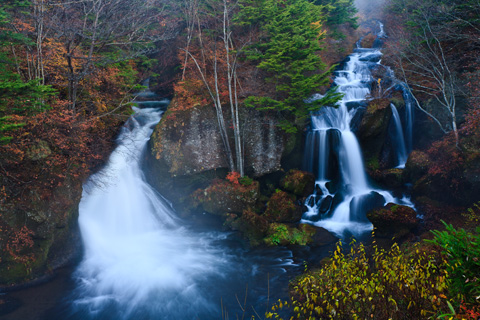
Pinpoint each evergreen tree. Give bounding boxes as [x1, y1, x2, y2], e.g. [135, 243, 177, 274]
[238, 0, 342, 132]
[0, 3, 54, 144]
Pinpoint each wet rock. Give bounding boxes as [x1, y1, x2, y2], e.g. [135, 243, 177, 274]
[280, 170, 315, 197]
[404, 150, 431, 182]
[357, 98, 392, 169]
[371, 168, 405, 189]
[147, 100, 289, 211]
[318, 195, 333, 215]
[367, 203, 418, 239]
[0, 180, 81, 287]
[350, 191, 385, 223]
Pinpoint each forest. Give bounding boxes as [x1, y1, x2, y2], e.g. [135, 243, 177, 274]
[0, 0, 479, 319]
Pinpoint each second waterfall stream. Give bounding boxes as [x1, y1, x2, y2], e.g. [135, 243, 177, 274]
[302, 23, 413, 237]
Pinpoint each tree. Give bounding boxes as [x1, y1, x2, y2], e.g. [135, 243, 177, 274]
[238, 0, 342, 133]
[181, 0, 246, 175]
[387, 0, 462, 146]
[0, 2, 55, 144]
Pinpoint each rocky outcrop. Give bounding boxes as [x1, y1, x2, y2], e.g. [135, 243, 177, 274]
[357, 98, 393, 171]
[367, 203, 419, 239]
[192, 179, 259, 215]
[0, 179, 81, 287]
[146, 100, 291, 211]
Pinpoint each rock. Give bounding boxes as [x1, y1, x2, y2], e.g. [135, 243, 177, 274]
[280, 169, 315, 197]
[370, 168, 405, 189]
[367, 203, 418, 239]
[404, 150, 431, 182]
[147, 100, 289, 211]
[224, 209, 269, 246]
[263, 190, 303, 223]
[357, 98, 392, 166]
[192, 179, 259, 215]
[264, 223, 316, 246]
[350, 191, 386, 223]
[360, 34, 377, 48]
[0, 179, 81, 287]
[309, 226, 338, 246]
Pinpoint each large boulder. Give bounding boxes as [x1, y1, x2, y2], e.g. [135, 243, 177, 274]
[367, 203, 418, 239]
[357, 98, 393, 170]
[191, 179, 259, 215]
[146, 100, 289, 211]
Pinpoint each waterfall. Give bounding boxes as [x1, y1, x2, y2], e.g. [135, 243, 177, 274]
[69, 104, 298, 319]
[302, 22, 413, 237]
[73, 106, 229, 318]
[390, 103, 408, 168]
[403, 90, 415, 153]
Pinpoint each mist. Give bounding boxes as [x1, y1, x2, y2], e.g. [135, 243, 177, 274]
[355, 0, 388, 19]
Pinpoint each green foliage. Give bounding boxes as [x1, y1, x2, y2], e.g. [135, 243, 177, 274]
[239, 175, 254, 186]
[462, 201, 480, 225]
[309, 0, 358, 27]
[0, 6, 55, 144]
[265, 223, 311, 246]
[268, 239, 450, 319]
[238, 0, 342, 133]
[428, 221, 480, 305]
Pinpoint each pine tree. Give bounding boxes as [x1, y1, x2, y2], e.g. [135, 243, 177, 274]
[238, 0, 342, 133]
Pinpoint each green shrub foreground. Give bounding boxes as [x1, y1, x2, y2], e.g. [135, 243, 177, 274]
[266, 223, 480, 320]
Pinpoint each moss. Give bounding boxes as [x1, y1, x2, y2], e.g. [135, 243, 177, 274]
[366, 157, 380, 171]
[264, 223, 313, 246]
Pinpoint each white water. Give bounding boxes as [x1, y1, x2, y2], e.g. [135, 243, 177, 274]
[74, 107, 229, 318]
[390, 103, 408, 168]
[71, 106, 300, 319]
[303, 22, 413, 237]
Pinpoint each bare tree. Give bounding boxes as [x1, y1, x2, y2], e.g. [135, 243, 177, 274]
[181, 0, 247, 175]
[46, 0, 176, 112]
[389, 0, 461, 146]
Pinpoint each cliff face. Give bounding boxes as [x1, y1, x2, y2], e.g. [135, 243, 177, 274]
[146, 100, 292, 211]
[0, 178, 82, 287]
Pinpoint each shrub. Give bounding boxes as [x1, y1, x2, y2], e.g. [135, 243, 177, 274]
[267, 239, 450, 319]
[428, 221, 480, 306]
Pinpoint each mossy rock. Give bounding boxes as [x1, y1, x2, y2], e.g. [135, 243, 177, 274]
[224, 209, 269, 246]
[357, 98, 392, 167]
[404, 150, 431, 182]
[264, 190, 303, 223]
[280, 169, 315, 197]
[192, 179, 260, 215]
[367, 203, 418, 239]
[264, 223, 315, 246]
[370, 168, 404, 189]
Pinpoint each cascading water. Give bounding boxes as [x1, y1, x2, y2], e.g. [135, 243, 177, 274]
[302, 23, 406, 237]
[390, 103, 408, 168]
[64, 104, 299, 320]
